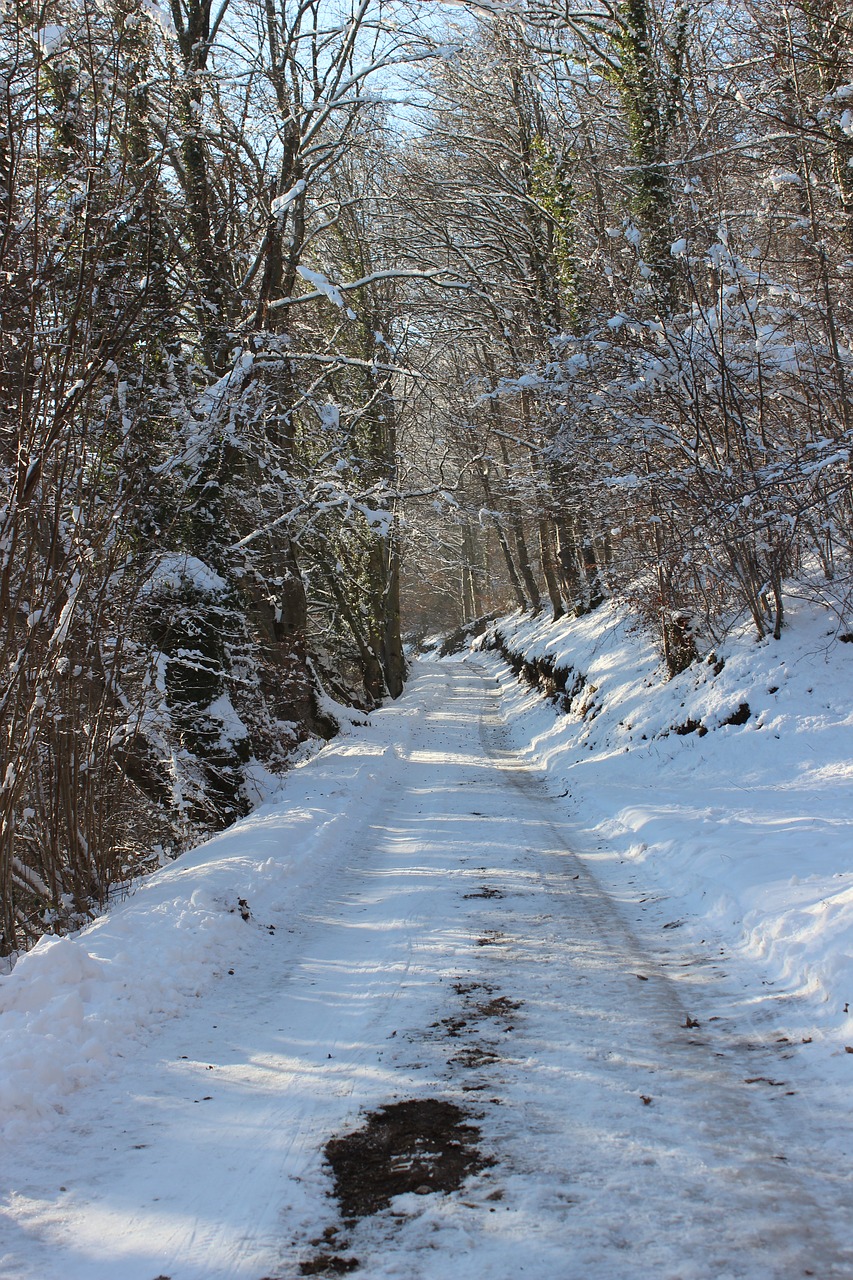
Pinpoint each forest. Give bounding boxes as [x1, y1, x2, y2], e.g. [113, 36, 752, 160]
[1, 0, 851, 954]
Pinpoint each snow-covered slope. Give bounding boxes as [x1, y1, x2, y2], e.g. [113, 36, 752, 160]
[0, 729, 404, 1142]
[480, 596, 853, 1066]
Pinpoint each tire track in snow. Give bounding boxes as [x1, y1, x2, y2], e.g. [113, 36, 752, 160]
[431, 654, 850, 1279]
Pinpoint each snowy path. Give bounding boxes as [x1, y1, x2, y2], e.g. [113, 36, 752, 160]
[1, 659, 849, 1280]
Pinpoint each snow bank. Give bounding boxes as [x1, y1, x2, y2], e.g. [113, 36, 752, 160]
[0, 727, 400, 1141]
[479, 596, 853, 1054]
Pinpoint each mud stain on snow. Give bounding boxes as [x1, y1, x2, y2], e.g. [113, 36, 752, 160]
[298, 1254, 359, 1275]
[477, 994, 521, 1020]
[449, 1045, 502, 1069]
[298, 1226, 360, 1276]
[323, 1099, 489, 1221]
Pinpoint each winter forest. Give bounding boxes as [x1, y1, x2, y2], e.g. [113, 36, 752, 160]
[2, 0, 852, 955]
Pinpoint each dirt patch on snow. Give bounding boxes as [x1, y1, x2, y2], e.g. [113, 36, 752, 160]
[449, 1045, 501, 1069]
[323, 1098, 489, 1220]
[298, 1226, 359, 1276]
[298, 1255, 359, 1275]
[476, 995, 521, 1020]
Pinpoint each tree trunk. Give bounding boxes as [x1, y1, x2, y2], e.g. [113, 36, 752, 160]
[552, 515, 584, 614]
[381, 516, 407, 698]
[539, 518, 565, 620]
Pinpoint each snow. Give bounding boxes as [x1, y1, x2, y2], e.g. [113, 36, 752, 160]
[0, 604, 850, 1278]
[0, 750, 384, 1147]
[144, 551, 227, 596]
[297, 267, 358, 319]
[482, 595, 853, 1057]
[141, 0, 176, 37]
[298, 266, 347, 309]
[271, 179, 306, 217]
[35, 25, 66, 56]
[764, 170, 803, 192]
[319, 401, 341, 430]
[205, 693, 249, 750]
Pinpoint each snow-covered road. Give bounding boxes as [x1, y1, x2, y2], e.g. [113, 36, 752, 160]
[1, 659, 849, 1279]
